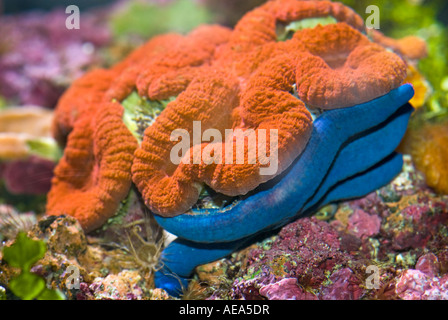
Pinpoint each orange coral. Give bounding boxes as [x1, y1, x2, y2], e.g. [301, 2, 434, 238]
[104, 33, 185, 102]
[135, 25, 232, 100]
[368, 30, 429, 110]
[400, 120, 448, 195]
[47, 102, 138, 232]
[132, 59, 313, 216]
[48, 0, 412, 229]
[214, 0, 365, 80]
[294, 23, 407, 108]
[52, 68, 118, 145]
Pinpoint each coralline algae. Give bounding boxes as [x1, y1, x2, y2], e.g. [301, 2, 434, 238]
[198, 158, 448, 300]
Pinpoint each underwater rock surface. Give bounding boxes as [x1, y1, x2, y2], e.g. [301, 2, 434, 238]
[198, 157, 448, 300]
[1, 157, 447, 300]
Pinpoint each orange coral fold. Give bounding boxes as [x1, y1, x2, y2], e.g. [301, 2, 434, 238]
[294, 23, 407, 108]
[47, 101, 138, 232]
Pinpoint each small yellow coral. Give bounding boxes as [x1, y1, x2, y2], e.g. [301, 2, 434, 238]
[404, 65, 432, 109]
[401, 120, 448, 194]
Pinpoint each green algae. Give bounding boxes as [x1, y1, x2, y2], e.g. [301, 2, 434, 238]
[277, 16, 338, 41]
[2, 232, 65, 300]
[25, 137, 62, 162]
[110, 0, 213, 40]
[121, 91, 175, 144]
[2, 232, 46, 271]
[102, 187, 136, 231]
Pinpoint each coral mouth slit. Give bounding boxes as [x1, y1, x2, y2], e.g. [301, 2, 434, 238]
[276, 16, 338, 41]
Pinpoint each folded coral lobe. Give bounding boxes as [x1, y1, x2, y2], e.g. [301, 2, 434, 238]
[51, 69, 118, 145]
[294, 23, 407, 108]
[46, 102, 138, 232]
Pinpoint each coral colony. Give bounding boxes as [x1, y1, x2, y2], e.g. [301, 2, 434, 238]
[43, 0, 424, 295]
[2, 0, 448, 300]
[48, 0, 414, 229]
